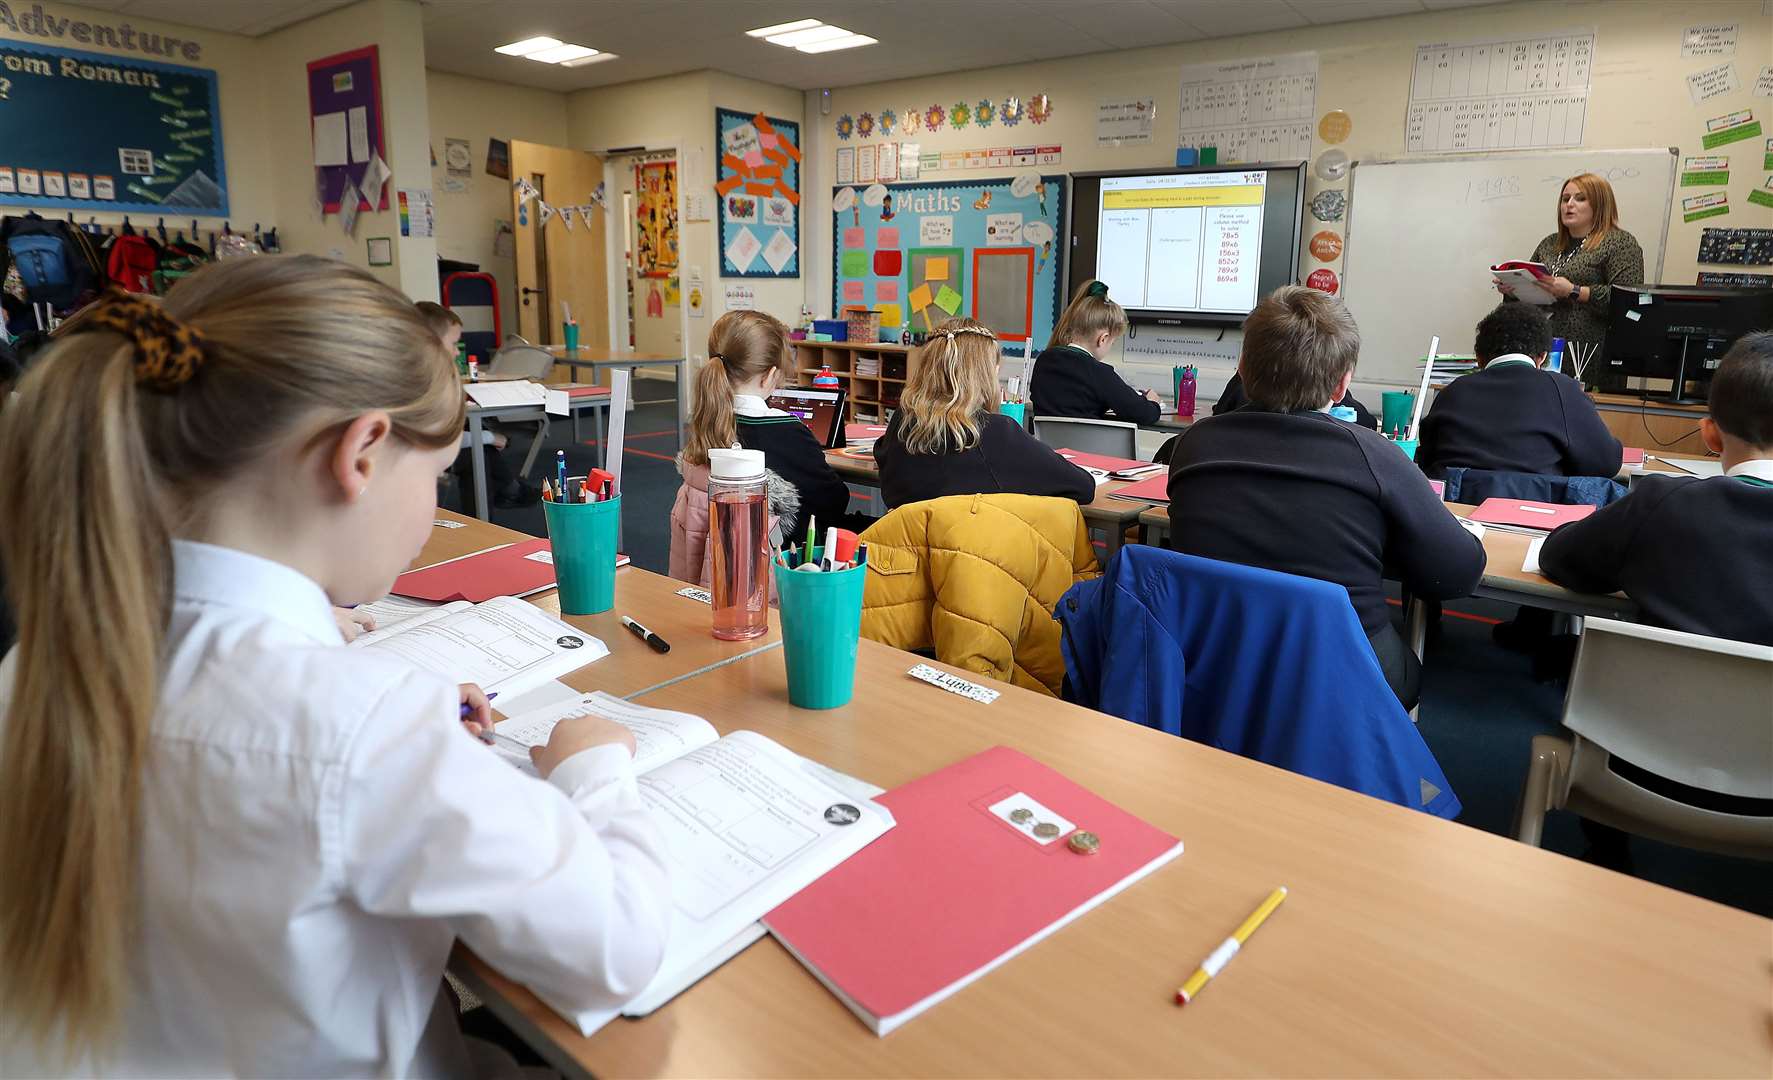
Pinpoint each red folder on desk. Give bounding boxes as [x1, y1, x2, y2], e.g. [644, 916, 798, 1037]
[394, 539, 629, 601]
[764, 746, 1183, 1036]
[1467, 499, 1595, 532]
[1056, 448, 1164, 480]
[393, 539, 557, 601]
[1621, 447, 1645, 467]
[1104, 471, 1171, 503]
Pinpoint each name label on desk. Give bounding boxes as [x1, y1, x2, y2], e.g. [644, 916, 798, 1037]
[908, 663, 1000, 704]
[524, 550, 555, 564]
[676, 586, 713, 604]
[433, 519, 467, 530]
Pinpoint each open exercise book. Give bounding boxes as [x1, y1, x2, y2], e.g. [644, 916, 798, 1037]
[349, 595, 607, 698]
[489, 691, 894, 1034]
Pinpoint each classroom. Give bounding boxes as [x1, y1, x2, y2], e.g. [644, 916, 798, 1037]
[0, 0, 1769, 1075]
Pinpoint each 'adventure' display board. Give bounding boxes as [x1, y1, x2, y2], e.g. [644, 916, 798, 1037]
[832, 174, 1066, 346]
[0, 39, 226, 214]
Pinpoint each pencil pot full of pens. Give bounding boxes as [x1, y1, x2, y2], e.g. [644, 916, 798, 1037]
[998, 401, 1026, 427]
[542, 483, 620, 616]
[772, 549, 868, 710]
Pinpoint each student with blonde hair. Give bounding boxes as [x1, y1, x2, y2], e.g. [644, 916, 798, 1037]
[0, 257, 669, 1074]
[1029, 279, 1159, 424]
[875, 316, 1093, 510]
[1165, 286, 1484, 709]
[671, 309, 852, 580]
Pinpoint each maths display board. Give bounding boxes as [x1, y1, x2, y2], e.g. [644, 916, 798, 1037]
[832, 175, 1067, 345]
[715, 107, 800, 278]
[0, 40, 226, 215]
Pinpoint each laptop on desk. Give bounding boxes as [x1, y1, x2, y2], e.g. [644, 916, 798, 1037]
[767, 386, 848, 449]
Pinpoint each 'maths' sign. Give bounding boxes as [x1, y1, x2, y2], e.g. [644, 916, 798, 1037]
[0, 2, 202, 62]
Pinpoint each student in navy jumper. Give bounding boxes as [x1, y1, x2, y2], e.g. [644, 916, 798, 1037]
[1165, 287, 1485, 710]
[1540, 332, 1773, 646]
[1417, 302, 1622, 479]
[1029, 280, 1160, 425]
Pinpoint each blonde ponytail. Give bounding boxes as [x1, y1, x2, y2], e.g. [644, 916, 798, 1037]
[1048, 279, 1128, 351]
[0, 255, 464, 1059]
[683, 310, 794, 466]
[0, 340, 167, 1060]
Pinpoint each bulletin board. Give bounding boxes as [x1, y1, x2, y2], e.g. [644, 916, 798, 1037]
[715, 107, 800, 277]
[0, 40, 227, 214]
[832, 175, 1066, 345]
[307, 46, 387, 213]
[635, 159, 678, 277]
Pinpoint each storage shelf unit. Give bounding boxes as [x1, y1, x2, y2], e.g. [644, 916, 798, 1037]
[791, 340, 918, 422]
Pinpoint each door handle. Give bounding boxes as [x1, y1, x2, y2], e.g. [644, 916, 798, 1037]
[520, 286, 542, 306]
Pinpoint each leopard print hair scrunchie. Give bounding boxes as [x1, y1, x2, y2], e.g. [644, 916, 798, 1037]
[75, 289, 210, 391]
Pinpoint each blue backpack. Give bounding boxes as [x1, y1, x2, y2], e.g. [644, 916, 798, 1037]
[0, 216, 103, 311]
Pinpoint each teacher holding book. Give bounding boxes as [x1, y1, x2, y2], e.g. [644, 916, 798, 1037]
[1496, 172, 1645, 352]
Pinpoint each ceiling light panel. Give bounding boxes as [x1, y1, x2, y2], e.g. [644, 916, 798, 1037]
[494, 36, 560, 56]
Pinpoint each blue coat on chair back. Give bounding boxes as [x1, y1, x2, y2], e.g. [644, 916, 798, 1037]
[1441, 467, 1626, 507]
[1056, 545, 1461, 818]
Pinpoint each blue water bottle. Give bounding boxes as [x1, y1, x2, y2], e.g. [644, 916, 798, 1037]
[1547, 337, 1565, 374]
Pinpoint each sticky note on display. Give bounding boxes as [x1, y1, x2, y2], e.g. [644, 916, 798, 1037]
[877, 227, 900, 248]
[876, 303, 903, 327]
[841, 250, 869, 277]
[935, 285, 962, 315]
[926, 257, 950, 279]
[843, 227, 865, 248]
[843, 281, 866, 302]
[875, 281, 900, 301]
[873, 250, 903, 276]
[909, 283, 934, 311]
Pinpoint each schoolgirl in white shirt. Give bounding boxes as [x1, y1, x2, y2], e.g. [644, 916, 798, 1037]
[0, 256, 670, 1075]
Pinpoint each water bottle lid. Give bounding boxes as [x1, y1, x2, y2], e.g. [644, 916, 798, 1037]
[1329, 405, 1358, 422]
[708, 447, 766, 481]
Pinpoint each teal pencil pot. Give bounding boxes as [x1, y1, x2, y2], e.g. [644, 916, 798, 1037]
[542, 493, 620, 615]
[773, 549, 868, 710]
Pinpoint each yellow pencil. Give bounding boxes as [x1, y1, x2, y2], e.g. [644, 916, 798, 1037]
[1175, 886, 1288, 1006]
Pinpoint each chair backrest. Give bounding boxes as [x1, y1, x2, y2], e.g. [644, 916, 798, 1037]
[488, 343, 555, 381]
[1031, 415, 1137, 459]
[1443, 467, 1626, 507]
[1055, 546, 1461, 817]
[1564, 617, 1773, 800]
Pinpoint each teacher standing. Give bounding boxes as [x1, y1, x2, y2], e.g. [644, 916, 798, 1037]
[1499, 172, 1645, 350]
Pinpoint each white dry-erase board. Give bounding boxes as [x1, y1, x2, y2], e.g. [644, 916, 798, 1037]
[1341, 148, 1676, 387]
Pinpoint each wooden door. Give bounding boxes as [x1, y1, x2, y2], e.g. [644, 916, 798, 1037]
[511, 140, 608, 381]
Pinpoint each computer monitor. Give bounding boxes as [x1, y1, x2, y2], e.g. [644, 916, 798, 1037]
[1596, 286, 1773, 404]
[766, 386, 848, 448]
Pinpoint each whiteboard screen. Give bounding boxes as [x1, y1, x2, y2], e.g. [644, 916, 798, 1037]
[1341, 149, 1676, 386]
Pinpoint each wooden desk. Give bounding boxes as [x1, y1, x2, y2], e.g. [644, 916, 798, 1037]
[541, 346, 687, 449]
[418, 511, 781, 699]
[824, 449, 1150, 558]
[1590, 393, 1708, 452]
[455, 639, 1772, 1078]
[1143, 410, 1198, 434]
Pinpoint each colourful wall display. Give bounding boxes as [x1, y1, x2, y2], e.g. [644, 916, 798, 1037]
[635, 159, 677, 278]
[831, 174, 1067, 346]
[716, 106, 800, 278]
[307, 45, 385, 213]
[0, 39, 226, 214]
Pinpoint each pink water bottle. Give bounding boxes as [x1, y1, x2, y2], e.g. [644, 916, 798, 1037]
[707, 447, 771, 641]
[1175, 365, 1197, 418]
